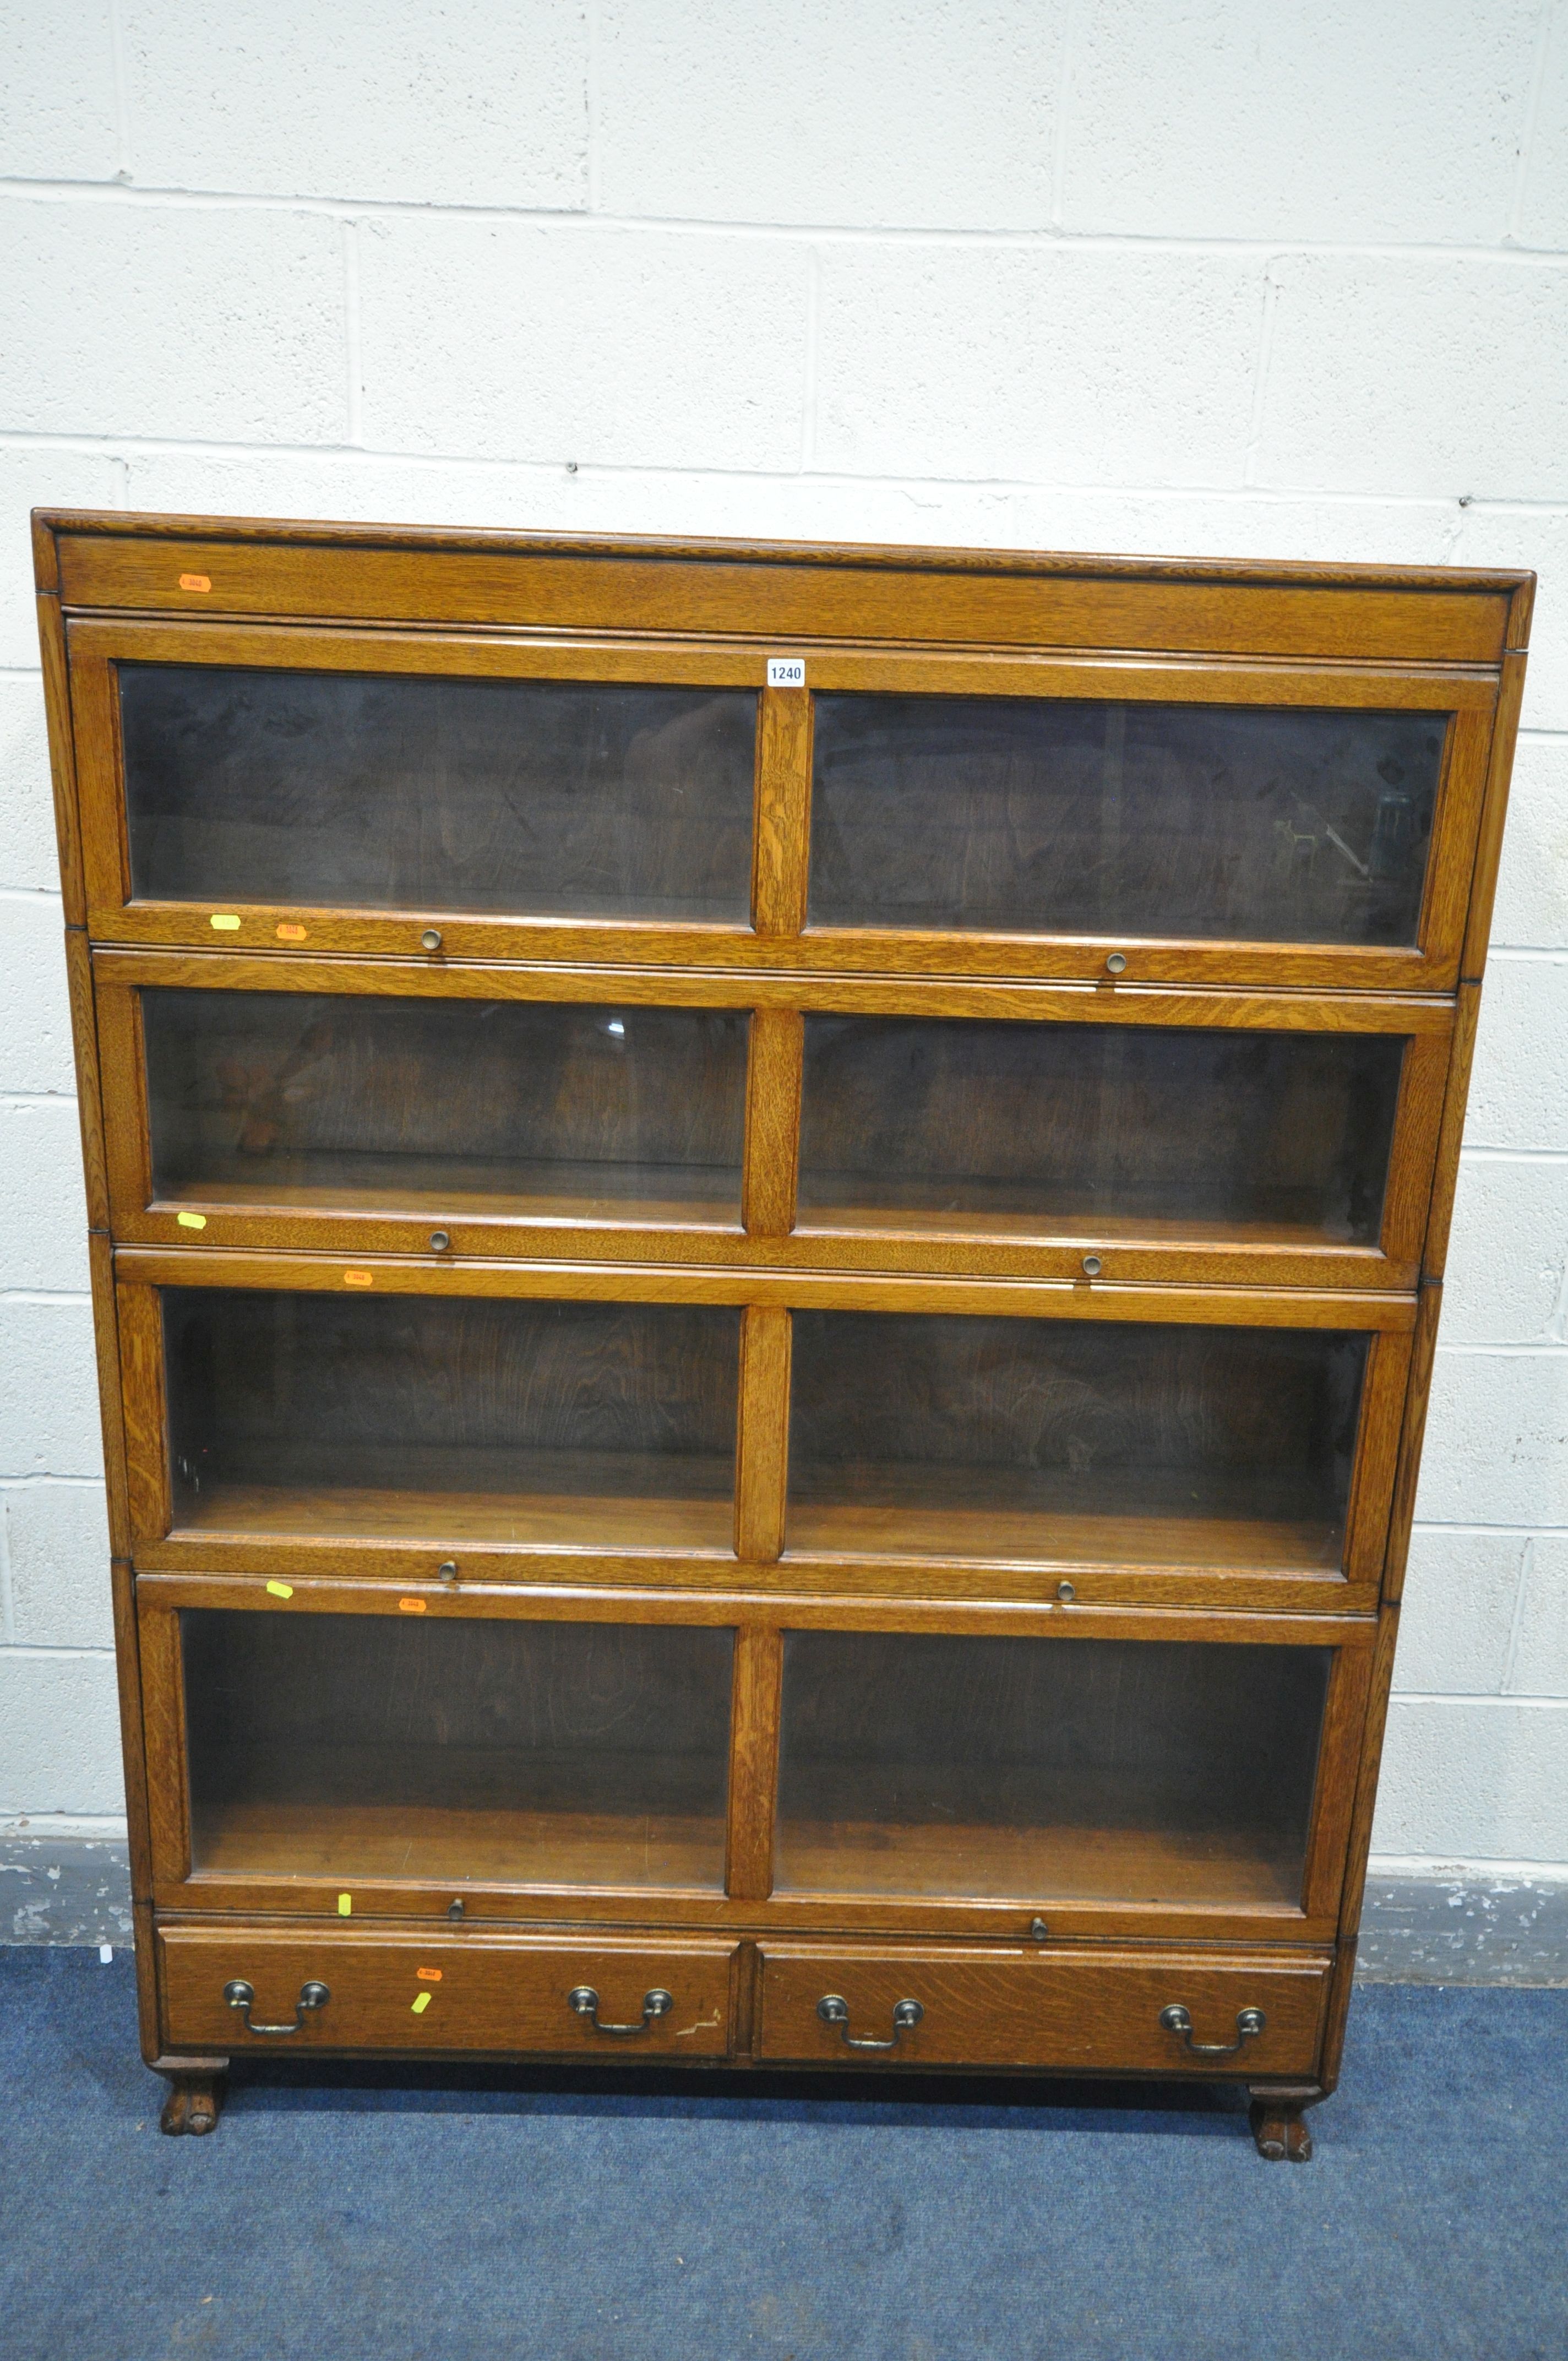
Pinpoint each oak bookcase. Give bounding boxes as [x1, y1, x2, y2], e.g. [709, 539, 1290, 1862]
[34, 512, 1529, 2154]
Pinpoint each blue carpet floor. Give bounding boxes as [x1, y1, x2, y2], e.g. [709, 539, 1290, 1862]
[2, 1949, 1564, 2361]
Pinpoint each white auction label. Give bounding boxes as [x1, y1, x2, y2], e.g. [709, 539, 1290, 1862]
[766, 657, 806, 687]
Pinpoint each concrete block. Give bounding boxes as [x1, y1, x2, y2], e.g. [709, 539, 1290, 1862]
[1373, 1697, 1568, 1862]
[358, 219, 809, 471]
[1064, 0, 1537, 244]
[6, 1483, 113, 1650]
[0, 2, 118, 181]
[1256, 255, 1568, 501]
[0, 1650, 124, 1818]
[1490, 735, 1568, 951]
[597, 1, 1063, 229]
[1416, 1346, 1568, 1528]
[122, 0, 587, 209]
[983, 489, 1458, 568]
[0, 1303, 102, 1481]
[1517, 0, 1568, 249]
[1510, 1537, 1568, 1698]
[0, 448, 124, 672]
[1463, 957, 1568, 1152]
[0, 674, 58, 895]
[0, 1100, 89, 1293]
[1393, 1528, 1526, 1696]
[0, 898, 73, 1095]
[2, 199, 347, 445]
[0, 1829, 132, 1944]
[815, 245, 1262, 484]
[1441, 1155, 1567, 1346]
[1454, 505, 1568, 736]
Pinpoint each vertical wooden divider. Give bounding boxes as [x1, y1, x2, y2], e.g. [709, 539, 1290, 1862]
[734, 1305, 792, 1562]
[725, 1623, 783, 1903]
[117, 1283, 173, 1543]
[750, 684, 813, 935]
[742, 1009, 804, 1238]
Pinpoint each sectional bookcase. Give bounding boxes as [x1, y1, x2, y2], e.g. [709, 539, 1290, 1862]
[34, 512, 1529, 2153]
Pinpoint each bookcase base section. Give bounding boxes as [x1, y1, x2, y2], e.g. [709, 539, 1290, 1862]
[155, 1923, 1330, 2129]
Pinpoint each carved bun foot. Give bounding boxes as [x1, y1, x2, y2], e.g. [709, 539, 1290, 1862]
[1249, 2098, 1313, 2162]
[160, 2071, 225, 2136]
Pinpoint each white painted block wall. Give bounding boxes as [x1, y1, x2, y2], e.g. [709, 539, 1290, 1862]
[1, 0, 1565, 1880]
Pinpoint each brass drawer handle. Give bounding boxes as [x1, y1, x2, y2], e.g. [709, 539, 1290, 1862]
[224, 1977, 330, 2036]
[568, 1984, 673, 2036]
[1160, 2003, 1266, 2056]
[816, 1994, 924, 2051]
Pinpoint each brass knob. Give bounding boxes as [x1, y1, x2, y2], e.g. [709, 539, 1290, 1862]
[421, 928, 443, 952]
[429, 1230, 450, 1252]
[1082, 1254, 1102, 1276]
[1106, 951, 1127, 975]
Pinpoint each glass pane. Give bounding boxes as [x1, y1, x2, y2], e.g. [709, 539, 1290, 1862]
[121, 666, 757, 921]
[144, 990, 748, 1225]
[183, 1609, 732, 1889]
[164, 1291, 741, 1550]
[776, 1631, 1329, 1905]
[787, 1312, 1367, 1571]
[808, 694, 1442, 945]
[799, 1016, 1402, 1246]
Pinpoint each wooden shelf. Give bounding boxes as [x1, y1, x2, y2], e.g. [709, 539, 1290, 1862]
[157, 1155, 743, 1227]
[775, 1817, 1305, 1908]
[796, 1194, 1357, 1250]
[785, 1463, 1343, 1572]
[191, 1797, 727, 1890]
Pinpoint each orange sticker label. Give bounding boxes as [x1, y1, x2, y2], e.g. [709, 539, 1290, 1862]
[399, 1597, 427, 1613]
[179, 573, 212, 592]
[275, 922, 308, 942]
[343, 1270, 373, 1287]
[416, 1966, 443, 1981]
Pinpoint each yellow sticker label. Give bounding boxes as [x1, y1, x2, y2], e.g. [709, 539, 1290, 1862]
[276, 922, 308, 942]
[411, 1992, 432, 2014]
[176, 1211, 208, 1230]
[265, 1580, 293, 1599]
[399, 1597, 427, 1614]
[416, 1966, 443, 1982]
[179, 573, 212, 592]
[209, 914, 241, 932]
[338, 1893, 352, 1916]
[343, 1269, 373, 1288]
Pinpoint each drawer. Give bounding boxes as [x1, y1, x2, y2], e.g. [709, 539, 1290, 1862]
[159, 1925, 739, 2057]
[758, 1943, 1330, 2075]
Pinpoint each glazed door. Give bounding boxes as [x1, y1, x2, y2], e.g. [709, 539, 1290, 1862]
[772, 1626, 1352, 1920]
[150, 1597, 736, 1906]
[94, 954, 1447, 1289]
[154, 1287, 742, 1557]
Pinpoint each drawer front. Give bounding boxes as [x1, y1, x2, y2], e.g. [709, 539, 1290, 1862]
[759, 1944, 1330, 2075]
[160, 1925, 739, 2057]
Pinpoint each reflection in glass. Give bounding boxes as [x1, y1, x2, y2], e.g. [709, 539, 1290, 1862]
[787, 1312, 1368, 1570]
[143, 990, 748, 1225]
[164, 1291, 741, 1551]
[776, 1630, 1329, 1905]
[121, 666, 757, 920]
[183, 1609, 733, 1888]
[799, 1015, 1402, 1244]
[808, 694, 1442, 944]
